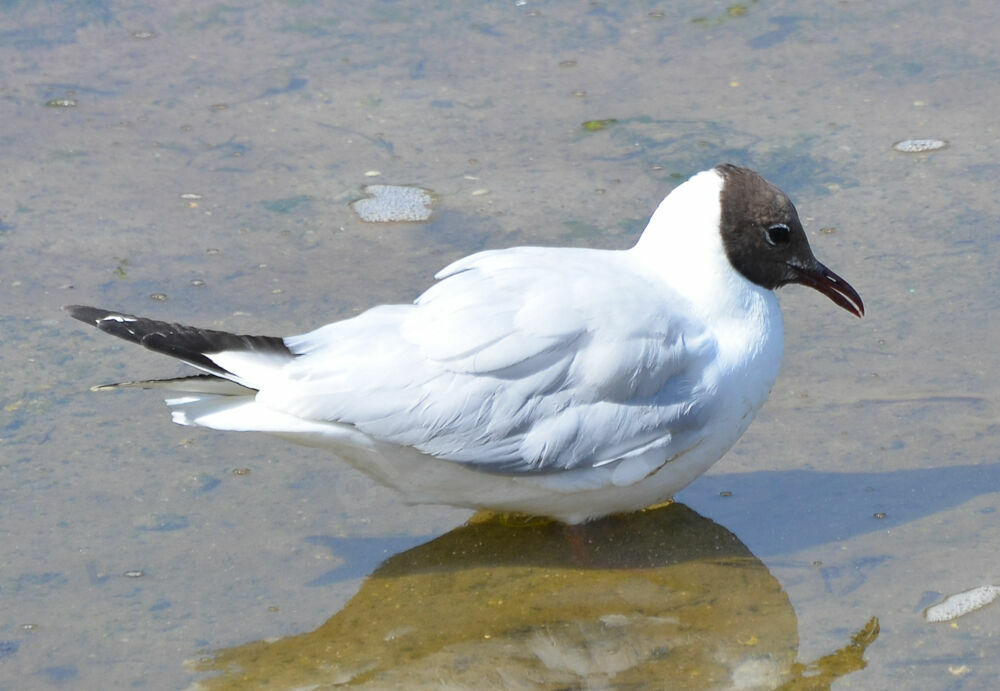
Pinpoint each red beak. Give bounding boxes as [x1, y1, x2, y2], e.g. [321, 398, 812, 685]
[791, 260, 864, 318]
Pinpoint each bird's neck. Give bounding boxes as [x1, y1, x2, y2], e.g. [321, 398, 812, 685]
[630, 169, 774, 325]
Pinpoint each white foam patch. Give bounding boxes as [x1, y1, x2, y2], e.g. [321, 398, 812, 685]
[350, 185, 433, 222]
[924, 585, 1000, 622]
[893, 138, 947, 153]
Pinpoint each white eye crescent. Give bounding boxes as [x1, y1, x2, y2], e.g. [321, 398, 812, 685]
[765, 223, 791, 246]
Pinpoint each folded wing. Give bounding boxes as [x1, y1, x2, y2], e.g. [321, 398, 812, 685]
[270, 247, 717, 475]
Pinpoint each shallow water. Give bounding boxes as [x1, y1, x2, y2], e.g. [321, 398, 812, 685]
[2, 1, 999, 688]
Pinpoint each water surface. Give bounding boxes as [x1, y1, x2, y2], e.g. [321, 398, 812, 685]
[2, 1, 999, 688]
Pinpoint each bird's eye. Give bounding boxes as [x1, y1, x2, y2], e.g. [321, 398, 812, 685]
[764, 223, 791, 246]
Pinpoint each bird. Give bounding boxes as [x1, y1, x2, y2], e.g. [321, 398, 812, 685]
[66, 164, 863, 524]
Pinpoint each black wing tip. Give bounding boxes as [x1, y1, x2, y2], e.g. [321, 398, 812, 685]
[64, 304, 293, 374]
[64, 304, 148, 344]
[64, 304, 135, 325]
[64, 304, 103, 322]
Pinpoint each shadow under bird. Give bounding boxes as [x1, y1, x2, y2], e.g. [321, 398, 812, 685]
[67, 164, 863, 524]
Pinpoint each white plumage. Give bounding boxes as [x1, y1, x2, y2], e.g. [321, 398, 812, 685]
[68, 165, 862, 523]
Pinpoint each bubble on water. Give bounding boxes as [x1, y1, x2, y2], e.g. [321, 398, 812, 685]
[351, 185, 434, 223]
[893, 138, 946, 153]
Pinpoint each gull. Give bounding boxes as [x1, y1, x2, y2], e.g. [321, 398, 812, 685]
[66, 164, 863, 524]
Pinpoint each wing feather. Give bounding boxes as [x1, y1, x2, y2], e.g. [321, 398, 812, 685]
[261, 247, 715, 475]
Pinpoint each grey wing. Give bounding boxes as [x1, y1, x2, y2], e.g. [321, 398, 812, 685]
[266, 247, 716, 475]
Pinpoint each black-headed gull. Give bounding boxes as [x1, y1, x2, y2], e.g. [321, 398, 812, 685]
[67, 164, 863, 523]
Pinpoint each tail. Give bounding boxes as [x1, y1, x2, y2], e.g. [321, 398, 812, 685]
[65, 305, 292, 382]
[65, 305, 299, 429]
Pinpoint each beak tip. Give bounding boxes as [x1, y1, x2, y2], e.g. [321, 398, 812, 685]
[793, 261, 864, 319]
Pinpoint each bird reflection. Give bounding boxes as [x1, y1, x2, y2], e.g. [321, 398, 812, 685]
[195, 503, 877, 689]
